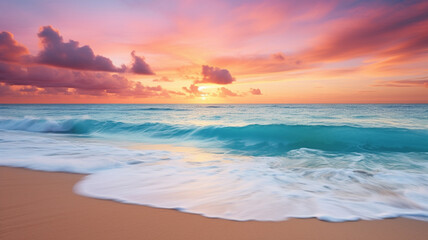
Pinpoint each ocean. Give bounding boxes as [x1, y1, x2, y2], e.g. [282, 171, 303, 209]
[1, 104, 427, 222]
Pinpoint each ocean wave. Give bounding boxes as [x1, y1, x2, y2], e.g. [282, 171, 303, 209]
[205, 105, 223, 108]
[1, 130, 428, 222]
[0, 130, 178, 173]
[136, 107, 189, 111]
[1, 117, 428, 154]
[2, 105, 428, 223]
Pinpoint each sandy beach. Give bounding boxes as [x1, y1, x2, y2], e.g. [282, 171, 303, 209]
[1, 166, 427, 240]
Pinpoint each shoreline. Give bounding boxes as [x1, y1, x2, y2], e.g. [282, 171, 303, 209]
[1, 166, 428, 240]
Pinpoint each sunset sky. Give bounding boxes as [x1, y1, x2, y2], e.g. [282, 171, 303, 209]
[0, 0, 427, 103]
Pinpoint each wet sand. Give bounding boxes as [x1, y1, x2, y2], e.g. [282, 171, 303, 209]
[1, 166, 427, 240]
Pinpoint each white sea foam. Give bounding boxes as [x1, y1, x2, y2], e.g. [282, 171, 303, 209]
[75, 149, 428, 222]
[0, 130, 178, 173]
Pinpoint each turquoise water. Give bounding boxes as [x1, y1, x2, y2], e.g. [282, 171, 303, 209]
[1, 104, 428, 221]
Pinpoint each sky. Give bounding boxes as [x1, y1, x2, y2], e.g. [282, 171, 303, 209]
[0, 0, 427, 103]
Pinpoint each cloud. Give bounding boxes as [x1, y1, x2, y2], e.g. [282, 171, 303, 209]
[36, 26, 125, 72]
[39, 87, 72, 95]
[182, 84, 201, 96]
[210, 53, 305, 75]
[0, 61, 183, 98]
[271, 52, 286, 61]
[168, 90, 185, 96]
[122, 82, 167, 97]
[131, 50, 154, 75]
[250, 88, 262, 95]
[0, 26, 171, 99]
[123, 83, 184, 98]
[153, 76, 173, 82]
[181, 83, 261, 98]
[208, 2, 428, 76]
[0, 83, 16, 96]
[302, 1, 428, 62]
[217, 87, 239, 97]
[198, 65, 235, 84]
[0, 31, 29, 62]
[19, 86, 38, 93]
[0, 84, 41, 97]
[0, 27, 191, 101]
[373, 78, 428, 88]
[217, 87, 262, 97]
[0, 62, 129, 94]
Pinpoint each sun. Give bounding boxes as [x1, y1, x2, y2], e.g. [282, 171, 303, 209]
[198, 86, 209, 101]
[198, 86, 205, 91]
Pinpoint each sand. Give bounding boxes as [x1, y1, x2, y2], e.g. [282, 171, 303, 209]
[1, 166, 427, 240]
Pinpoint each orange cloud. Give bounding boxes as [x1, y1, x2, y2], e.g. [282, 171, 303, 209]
[217, 87, 239, 97]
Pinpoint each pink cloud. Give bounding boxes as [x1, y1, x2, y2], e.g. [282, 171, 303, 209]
[205, 1, 428, 76]
[0, 31, 29, 62]
[202, 1, 428, 76]
[0, 27, 170, 98]
[0, 61, 177, 97]
[0, 62, 129, 93]
[250, 88, 262, 95]
[302, 1, 428, 63]
[198, 65, 235, 84]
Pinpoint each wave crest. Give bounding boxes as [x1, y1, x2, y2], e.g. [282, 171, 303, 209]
[1, 117, 428, 154]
